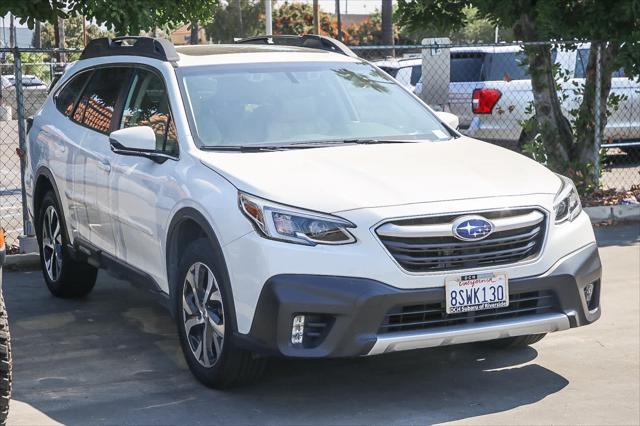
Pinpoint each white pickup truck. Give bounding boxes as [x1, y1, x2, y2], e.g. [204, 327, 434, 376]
[379, 45, 640, 150]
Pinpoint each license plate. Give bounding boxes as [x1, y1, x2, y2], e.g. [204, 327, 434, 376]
[445, 273, 509, 314]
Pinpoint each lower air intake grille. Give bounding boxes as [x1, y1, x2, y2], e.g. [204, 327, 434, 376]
[379, 290, 559, 334]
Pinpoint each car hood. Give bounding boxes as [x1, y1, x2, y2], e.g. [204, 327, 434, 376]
[198, 137, 561, 213]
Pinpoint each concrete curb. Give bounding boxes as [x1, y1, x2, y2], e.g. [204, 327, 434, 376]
[584, 205, 640, 223]
[3, 253, 40, 271]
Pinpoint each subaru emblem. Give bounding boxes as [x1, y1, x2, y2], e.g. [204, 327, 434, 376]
[452, 216, 494, 241]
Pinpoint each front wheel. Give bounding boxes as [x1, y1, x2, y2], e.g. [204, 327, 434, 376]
[175, 238, 266, 388]
[37, 191, 97, 298]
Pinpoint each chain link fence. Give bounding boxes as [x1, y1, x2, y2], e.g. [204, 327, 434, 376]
[1, 48, 77, 251]
[0, 43, 638, 249]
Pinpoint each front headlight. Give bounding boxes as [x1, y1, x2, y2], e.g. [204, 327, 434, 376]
[239, 192, 356, 246]
[553, 175, 582, 223]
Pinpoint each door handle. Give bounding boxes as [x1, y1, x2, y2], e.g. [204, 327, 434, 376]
[97, 158, 111, 173]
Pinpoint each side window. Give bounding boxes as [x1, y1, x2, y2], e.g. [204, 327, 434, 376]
[395, 66, 412, 86]
[56, 71, 91, 116]
[410, 65, 422, 86]
[72, 67, 131, 134]
[120, 69, 178, 155]
[574, 48, 625, 79]
[575, 48, 589, 78]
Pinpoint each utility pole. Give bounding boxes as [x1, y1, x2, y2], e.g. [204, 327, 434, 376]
[312, 0, 320, 35]
[381, 0, 394, 56]
[54, 17, 66, 62]
[8, 14, 14, 48]
[190, 21, 199, 44]
[237, 0, 244, 38]
[265, 0, 272, 35]
[335, 0, 342, 41]
[34, 21, 42, 48]
[82, 16, 87, 47]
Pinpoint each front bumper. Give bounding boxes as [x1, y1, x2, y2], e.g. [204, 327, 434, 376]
[235, 243, 601, 358]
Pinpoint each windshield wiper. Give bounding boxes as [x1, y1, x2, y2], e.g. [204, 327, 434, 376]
[200, 139, 423, 152]
[200, 145, 283, 152]
[341, 138, 420, 145]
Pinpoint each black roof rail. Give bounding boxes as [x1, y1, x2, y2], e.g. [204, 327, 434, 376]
[235, 35, 358, 58]
[79, 36, 179, 62]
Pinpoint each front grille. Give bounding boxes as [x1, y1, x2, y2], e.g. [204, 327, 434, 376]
[376, 209, 546, 273]
[380, 290, 559, 334]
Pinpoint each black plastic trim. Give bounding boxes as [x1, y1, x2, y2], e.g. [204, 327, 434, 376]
[80, 37, 179, 62]
[238, 244, 602, 358]
[71, 236, 169, 307]
[236, 35, 358, 58]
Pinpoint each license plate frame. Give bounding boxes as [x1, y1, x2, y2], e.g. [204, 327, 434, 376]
[445, 273, 509, 314]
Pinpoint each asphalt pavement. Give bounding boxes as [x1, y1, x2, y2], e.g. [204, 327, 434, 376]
[2, 224, 639, 425]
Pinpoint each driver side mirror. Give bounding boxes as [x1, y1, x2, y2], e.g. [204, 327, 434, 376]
[109, 126, 171, 163]
[435, 111, 460, 131]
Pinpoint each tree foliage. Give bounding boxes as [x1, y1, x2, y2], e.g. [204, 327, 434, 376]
[34, 15, 115, 49]
[1, 0, 219, 34]
[205, 0, 265, 43]
[396, 0, 640, 191]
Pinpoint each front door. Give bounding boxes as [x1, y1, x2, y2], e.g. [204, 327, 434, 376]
[110, 67, 180, 285]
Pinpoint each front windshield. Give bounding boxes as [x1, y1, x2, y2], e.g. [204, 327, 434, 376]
[178, 61, 452, 148]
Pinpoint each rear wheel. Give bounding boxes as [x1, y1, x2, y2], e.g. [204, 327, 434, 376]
[37, 191, 97, 298]
[484, 333, 546, 349]
[175, 238, 266, 388]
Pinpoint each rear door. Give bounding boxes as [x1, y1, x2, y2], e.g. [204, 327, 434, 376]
[71, 66, 132, 255]
[48, 69, 93, 240]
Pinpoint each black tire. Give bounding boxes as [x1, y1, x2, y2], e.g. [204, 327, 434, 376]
[484, 333, 546, 349]
[37, 191, 97, 298]
[175, 238, 266, 388]
[0, 293, 11, 425]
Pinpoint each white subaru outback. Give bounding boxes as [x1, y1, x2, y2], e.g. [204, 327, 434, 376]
[24, 36, 601, 388]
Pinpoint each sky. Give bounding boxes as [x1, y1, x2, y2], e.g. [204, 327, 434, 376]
[298, 0, 388, 14]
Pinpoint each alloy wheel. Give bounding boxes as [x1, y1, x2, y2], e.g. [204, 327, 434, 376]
[42, 205, 63, 282]
[182, 262, 225, 368]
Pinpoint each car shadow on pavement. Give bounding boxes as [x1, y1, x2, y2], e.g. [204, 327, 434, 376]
[5, 270, 569, 425]
[594, 223, 640, 247]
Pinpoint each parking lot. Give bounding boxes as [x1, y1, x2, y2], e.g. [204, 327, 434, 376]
[2, 224, 639, 425]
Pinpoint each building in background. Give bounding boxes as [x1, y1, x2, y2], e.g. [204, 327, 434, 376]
[0, 27, 33, 48]
[169, 23, 206, 45]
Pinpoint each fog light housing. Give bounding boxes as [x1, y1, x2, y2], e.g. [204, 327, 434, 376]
[584, 283, 595, 304]
[291, 315, 305, 345]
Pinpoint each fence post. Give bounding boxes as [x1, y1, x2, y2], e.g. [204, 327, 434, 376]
[593, 43, 602, 188]
[13, 47, 36, 253]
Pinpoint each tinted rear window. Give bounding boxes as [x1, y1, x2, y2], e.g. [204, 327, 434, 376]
[575, 48, 625, 78]
[379, 66, 398, 78]
[56, 71, 91, 116]
[410, 65, 422, 86]
[451, 53, 484, 82]
[72, 67, 131, 133]
[485, 52, 530, 81]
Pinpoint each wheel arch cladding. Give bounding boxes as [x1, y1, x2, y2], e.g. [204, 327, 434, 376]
[165, 207, 237, 326]
[33, 168, 60, 235]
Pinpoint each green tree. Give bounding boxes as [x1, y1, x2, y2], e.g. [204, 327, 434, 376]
[34, 15, 114, 49]
[396, 0, 640, 191]
[205, 0, 265, 43]
[1, 0, 219, 34]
